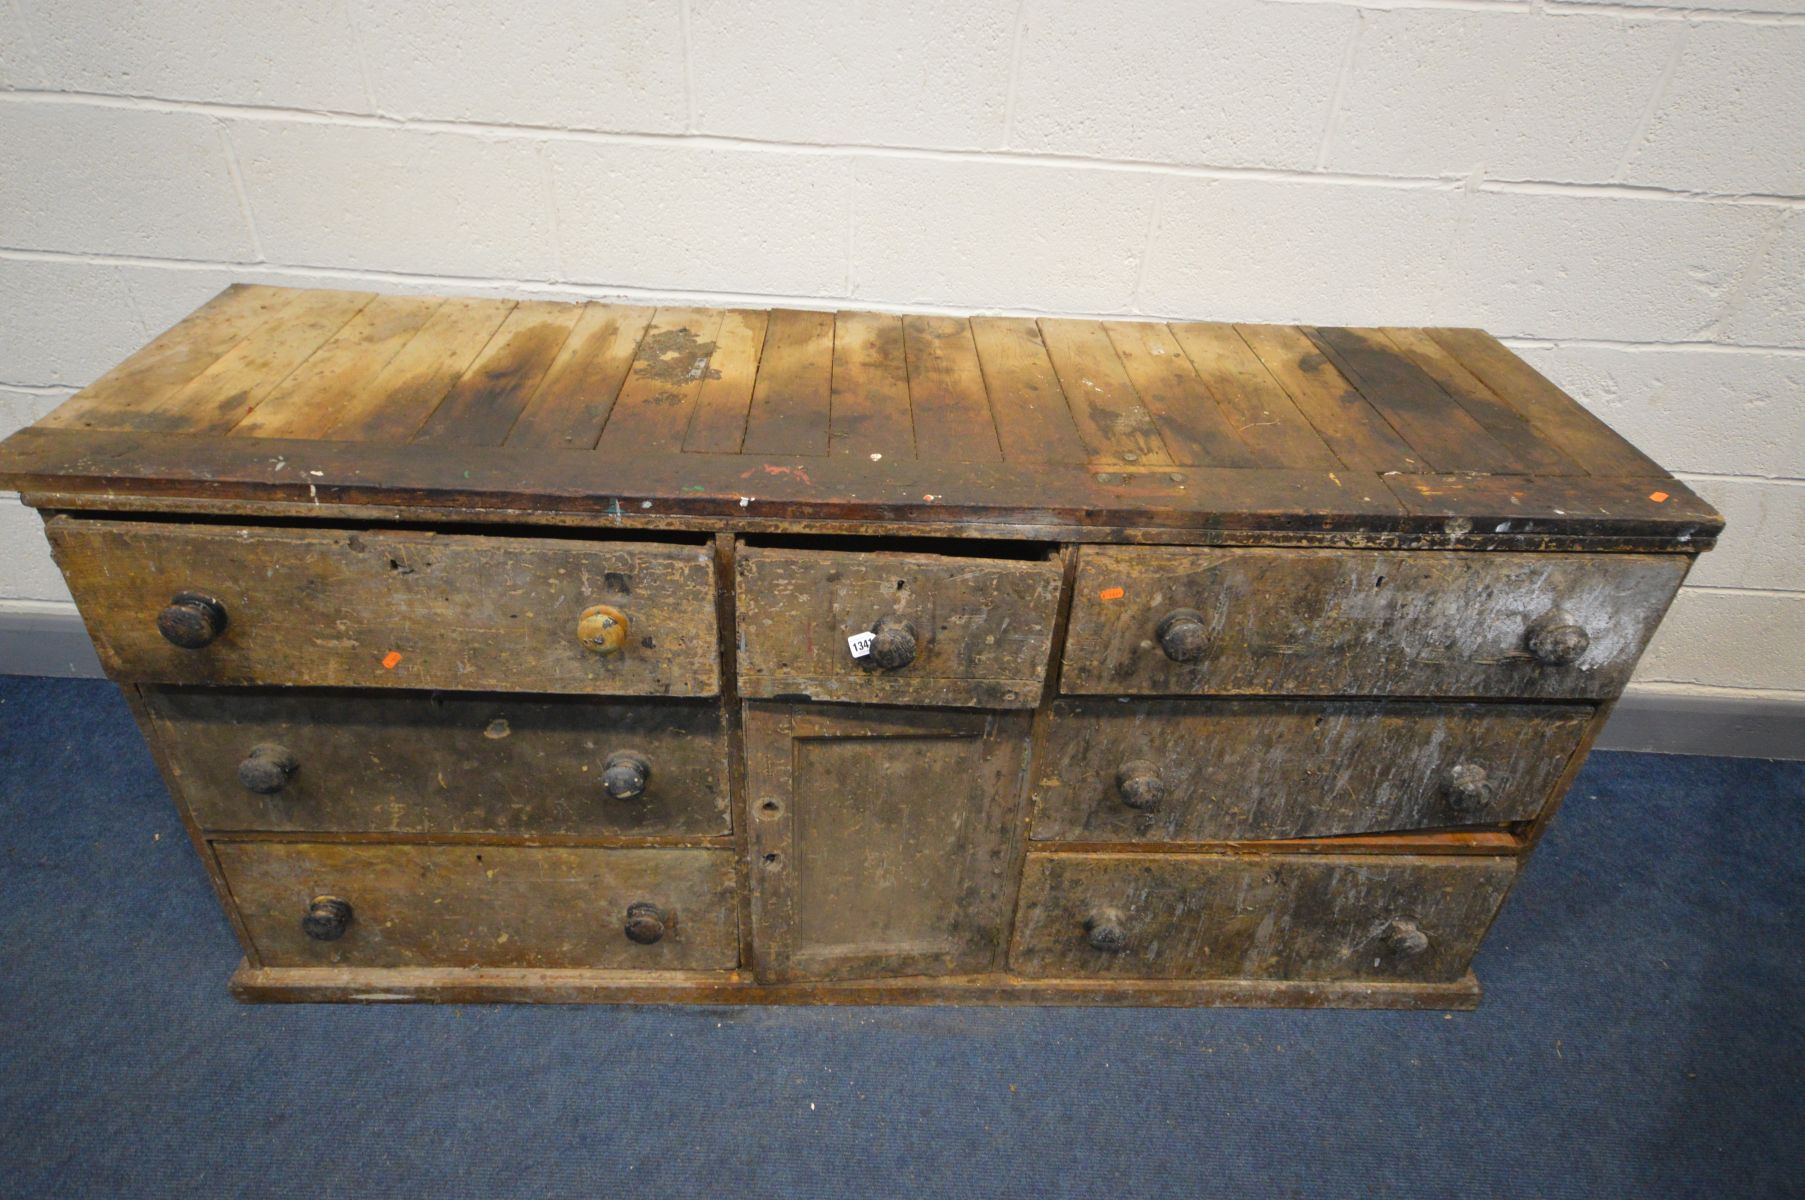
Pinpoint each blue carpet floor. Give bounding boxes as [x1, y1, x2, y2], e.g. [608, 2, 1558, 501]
[0, 675, 1800, 1199]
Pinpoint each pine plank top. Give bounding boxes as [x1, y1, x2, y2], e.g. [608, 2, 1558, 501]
[0, 284, 1719, 546]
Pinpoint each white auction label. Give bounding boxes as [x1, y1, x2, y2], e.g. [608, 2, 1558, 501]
[847, 631, 876, 658]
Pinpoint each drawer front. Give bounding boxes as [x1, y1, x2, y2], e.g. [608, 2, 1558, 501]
[1032, 699, 1591, 842]
[48, 519, 719, 695]
[145, 690, 728, 836]
[736, 545, 1062, 708]
[1061, 547, 1686, 699]
[1010, 852, 1516, 982]
[216, 842, 739, 969]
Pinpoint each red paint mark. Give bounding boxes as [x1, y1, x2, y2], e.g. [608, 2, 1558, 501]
[739, 464, 812, 485]
[381, 651, 403, 670]
[1648, 491, 1669, 503]
[1098, 586, 1125, 601]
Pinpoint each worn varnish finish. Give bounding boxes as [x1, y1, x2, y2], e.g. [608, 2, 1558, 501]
[1062, 546, 1687, 699]
[47, 519, 720, 696]
[1009, 853, 1517, 982]
[1032, 700, 1592, 842]
[735, 544, 1063, 708]
[144, 690, 728, 836]
[216, 842, 739, 970]
[0, 285, 1717, 1008]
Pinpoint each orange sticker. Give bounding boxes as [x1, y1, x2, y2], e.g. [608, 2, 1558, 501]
[1648, 491, 1669, 503]
[1098, 586, 1125, 601]
[381, 651, 403, 670]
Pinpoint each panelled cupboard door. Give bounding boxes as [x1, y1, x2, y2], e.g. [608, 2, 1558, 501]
[46, 518, 719, 695]
[1062, 547, 1688, 699]
[744, 704, 1031, 983]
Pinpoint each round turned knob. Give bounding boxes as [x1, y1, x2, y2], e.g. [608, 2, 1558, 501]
[1155, 609, 1209, 663]
[1445, 762, 1491, 813]
[603, 751, 651, 802]
[301, 895, 353, 942]
[1116, 761, 1166, 812]
[1380, 918, 1430, 958]
[868, 615, 919, 671]
[1527, 615, 1590, 666]
[238, 743, 299, 795]
[1084, 907, 1129, 952]
[577, 604, 630, 655]
[157, 592, 227, 649]
[624, 901, 666, 945]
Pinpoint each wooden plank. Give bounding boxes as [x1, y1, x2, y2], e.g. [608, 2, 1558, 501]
[594, 307, 727, 455]
[1235, 323, 1422, 473]
[1166, 322, 1339, 469]
[125, 289, 375, 434]
[145, 690, 728, 836]
[41, 285, 300, 431]
[230, 961, 1484, 1009]
[1103, 321, 1258, 467]
[504, 303, 655, 451]
[902, 316, 1002, 464]
[1385, 473, 1721, 536]
[683, 309, 769, 454]
[1, 426, 1416, 535]
[745, 704, 1030, 983]
[215, 842, 738, 969]
[1061, 545, 1689, 700]
[231, 295, 445, 439]
[1031, 699, 1590, 842]
[323, 297, 518, 442]
[1427, 327, 1668, 477]
[47, 518, 722, 696]
[736, 544, 1063, 708]
[413, 301, 585, 446]
[1379, 327, 1584, 475]
[741, 309, 834, 457]
[968, 317, 1090, 464]
[828, 311, 914, 460]
[1009, 852, 1516, 982]
[1038, 319, 1173, 466]
[1307, 326, 1528, 474]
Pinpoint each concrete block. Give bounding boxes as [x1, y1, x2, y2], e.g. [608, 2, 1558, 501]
[0, 495, 70, 603]
[0, 259, 148, 387]
[1721, 212, 1805, 349]
[1681, 477, 1805, 593]
[1633, 587, 1805, 693]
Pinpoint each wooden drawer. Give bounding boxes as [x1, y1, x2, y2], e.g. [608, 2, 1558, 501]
[48, 519, 719, 695]
[736, 543, 1062, 708]
[1061, 547, 1686, 699]
[144, 690, 728, 836]
[1009, 852, 1516, 982]
[1031, 699, 1590, 842]
[215, 842, 739, 969]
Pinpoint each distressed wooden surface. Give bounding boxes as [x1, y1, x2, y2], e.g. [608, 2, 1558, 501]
[1063, 546, 1687, 699]
[0, 284, 1721, 546]
[736, 544, 1063, 707]
[745, 704, 1031, 983]
[215, 842, 738, 969]
[1032, 700, 1592, 842]
[1009, 852, 1517, 982]
[48, 519, 720, 695]
[229, 961, 1484, 1009]
[144, 689, 728, 836]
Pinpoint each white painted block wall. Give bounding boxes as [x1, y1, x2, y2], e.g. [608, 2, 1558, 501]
[1, 0, 1801, 706]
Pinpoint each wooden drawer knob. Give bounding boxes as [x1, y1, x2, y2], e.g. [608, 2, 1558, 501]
[868, 615, 919, 670]
[603, 751, 651, 801]
[1084, 907, 1129, 952]
[1116, 761, 1166, 811]
[302, 895, 353, 942]
[238, 743, 299, 794]
[1527, 614, 1590, 666]
[1445, 763, 1491, 812]
[624, 901, 667, 945]
[577, 604, 629, 655]
[1380, 917, 1429, 958]
[1155, 609, 1208, 663]
[157, 592, 227, 649]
